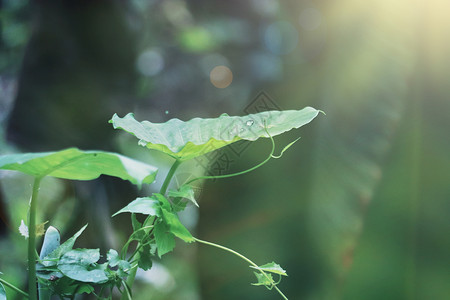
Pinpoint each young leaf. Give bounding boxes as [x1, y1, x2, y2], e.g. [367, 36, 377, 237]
[58, 249, 108, 283]
[168, 185, 199, 207]
[0, 148, 157, 187]
[42, 225, 87, 267]
[153, 193, 171, 211]
[110, 107, 321, 161]
[137, 245, 153, 271]
[250, 262, 288, 276]
[112, 197, 161, 217]
[160, 208, 194, 243]
[171, 197, 188, 212]
[107, 249, 121, 267]
[252, 272, 274, 287]
[154, 222, 175, 257]
[107, 249, 131, 277]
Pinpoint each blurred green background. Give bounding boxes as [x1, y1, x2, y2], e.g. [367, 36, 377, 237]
[1, 0, 449, 299]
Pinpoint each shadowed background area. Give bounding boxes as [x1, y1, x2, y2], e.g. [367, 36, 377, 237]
[1, 0, 449, 299]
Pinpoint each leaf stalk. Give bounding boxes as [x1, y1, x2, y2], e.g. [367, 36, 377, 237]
[0, 277, 29, 298]
[28, 177, 41, 300]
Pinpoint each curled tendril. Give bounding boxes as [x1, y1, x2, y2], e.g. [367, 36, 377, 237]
[184, 124, 301, 185]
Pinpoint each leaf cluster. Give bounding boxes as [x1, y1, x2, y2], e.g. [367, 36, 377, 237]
[0, 107, 322, 300]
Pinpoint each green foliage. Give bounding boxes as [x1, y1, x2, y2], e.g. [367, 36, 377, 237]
[251, 262, 288, 276]
[110, 107, 321, 161]
[252, 272, 274, 287]
[0, 107, 321, 300]
[0, 148, 157, 187]
[168, 184, 199, 207]
[58, 249, 108, 283]
[41, 225, 87, 267]
[112, 197, 160, 217]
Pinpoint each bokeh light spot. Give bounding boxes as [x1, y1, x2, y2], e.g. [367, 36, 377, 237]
[209, 66, 233, 88]
[299, 8, 322, 31]
[263, 21, 299, 55]
[136, 50, 164, 76]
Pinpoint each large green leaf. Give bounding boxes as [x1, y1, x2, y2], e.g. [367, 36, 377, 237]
[110, 107, 321, 161]
[0, 148, 157, 187]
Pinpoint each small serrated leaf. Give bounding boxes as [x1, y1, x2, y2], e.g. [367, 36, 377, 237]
[112, 197, 161, 217]
[171, 197, 188, 212]
[252, 272, 274, 287]
[154, 221, 175, 257]
[107, 249, 120, 267]
[154, 193, 171, 211]
[250, 262, 287, 276]
[168, 185, 199, 207]
[138, 244, 153, 271]
[160, 208, 194, 243]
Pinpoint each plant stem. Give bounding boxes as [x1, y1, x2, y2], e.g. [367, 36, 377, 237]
[193, 237, 288, 300]
[28, 177, 41, 300]
[120, 159, 181, 300]
[0, 277, 29, 298]
[160, 159, 182, 195]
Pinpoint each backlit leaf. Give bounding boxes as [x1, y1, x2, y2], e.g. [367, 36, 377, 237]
[250, 262, 287, 276]
[112, 197, 161, 217]
[110, 107, 321, 161]
[0, 148, 157, 187]
[252, 272, 274, 287]
[168, 185, 198, 207]
[160, 208, 194, 243]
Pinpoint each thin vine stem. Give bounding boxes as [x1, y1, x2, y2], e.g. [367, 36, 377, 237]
[185, 131, 277, 185]
[28, 177, 41, 300]
[0, 277, 29, 298]
[193, 237, 288, 300]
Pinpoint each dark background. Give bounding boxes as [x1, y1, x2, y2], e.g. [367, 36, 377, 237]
[1, 0, 449, 299]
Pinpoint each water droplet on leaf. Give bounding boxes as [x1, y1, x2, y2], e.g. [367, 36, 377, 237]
[165, 110, 169, 114]
[246, 120, 254, 126]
